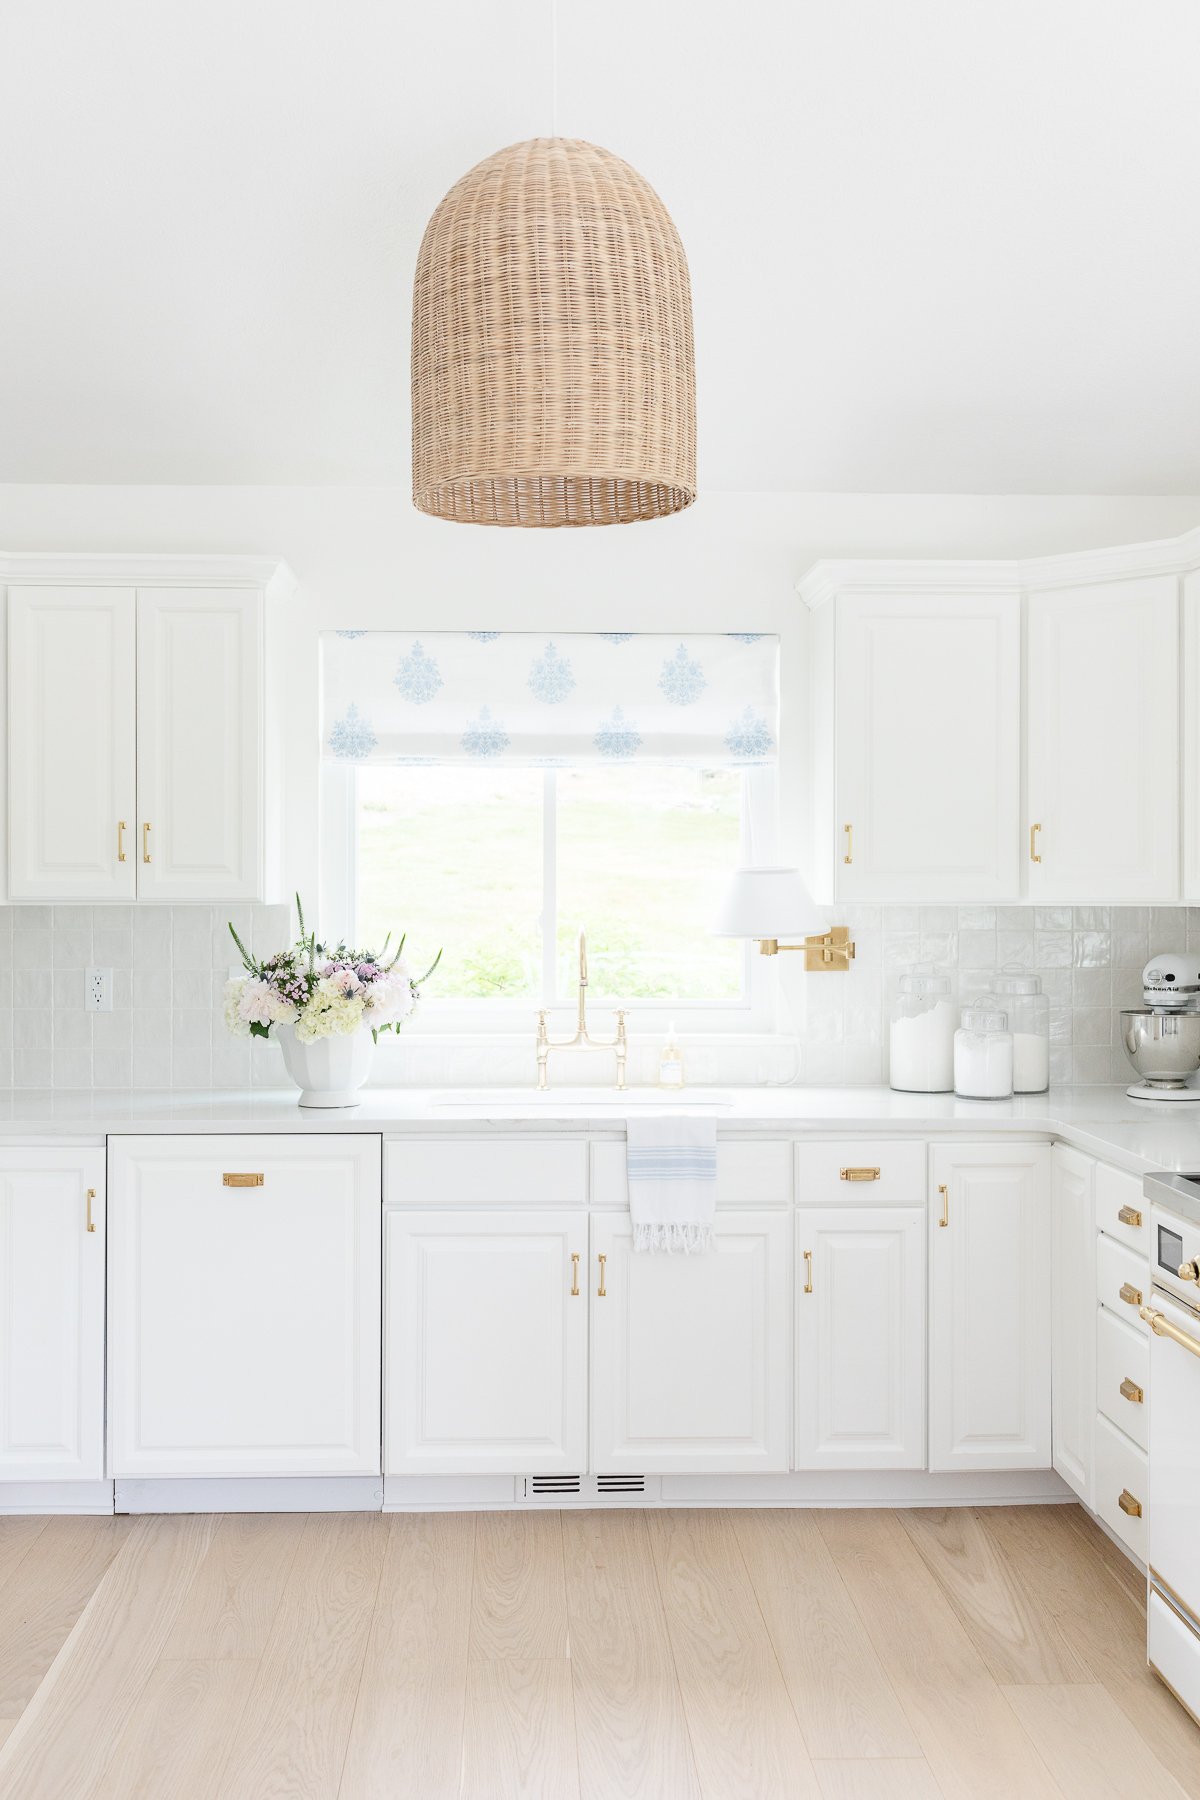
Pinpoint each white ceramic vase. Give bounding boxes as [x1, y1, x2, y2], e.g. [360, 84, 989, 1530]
[275, 1021, 376, 1108]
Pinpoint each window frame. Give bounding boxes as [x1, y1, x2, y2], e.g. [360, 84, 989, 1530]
[319, 761, 778, 1036]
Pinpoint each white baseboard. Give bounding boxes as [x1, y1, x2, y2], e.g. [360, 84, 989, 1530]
[115, 1475, 384, 1514]
[0, 1480, 114, 1514]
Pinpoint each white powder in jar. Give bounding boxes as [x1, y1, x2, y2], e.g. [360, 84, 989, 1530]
[1012, 1031, 1049, 1093]
[954, 1029, 1014, 1098]
[889, 999, 956, 1092]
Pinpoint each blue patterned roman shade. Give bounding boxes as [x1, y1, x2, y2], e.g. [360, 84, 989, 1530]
[321, 632, 779, 767]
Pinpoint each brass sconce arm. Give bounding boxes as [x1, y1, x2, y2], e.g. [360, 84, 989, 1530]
[757, 926, 856, 973]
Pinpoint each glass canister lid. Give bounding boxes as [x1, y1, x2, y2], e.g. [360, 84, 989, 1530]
[960, 1003, 1009, 1032]
[994, 966, 1042, 996]
[897, 963, 953, 998]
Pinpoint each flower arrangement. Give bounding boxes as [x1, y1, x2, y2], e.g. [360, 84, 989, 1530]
[223, 896, 441, 1044]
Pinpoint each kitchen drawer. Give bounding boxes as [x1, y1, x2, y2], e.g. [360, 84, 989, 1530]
[385, 1138, 587, 1208]
[1094, 1414, 1148, 1562]
[1096, 1162, 1149, 1254]
[794, 1140, 925, 1205]
[1096, 1306, 1149, 1452]
[591, 1138, 790, 1210]
[1149, 1592, 1200, 1726]
[1096, 1231, 1150, 1332]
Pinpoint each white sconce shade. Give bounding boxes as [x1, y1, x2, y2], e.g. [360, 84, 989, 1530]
[712, 866, 828, 939]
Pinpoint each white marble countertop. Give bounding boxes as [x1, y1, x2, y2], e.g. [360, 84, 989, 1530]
[1, 1084, 1198, 1179]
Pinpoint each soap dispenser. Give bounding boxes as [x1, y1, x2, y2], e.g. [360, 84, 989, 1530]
[658, 1023, 685, 1089]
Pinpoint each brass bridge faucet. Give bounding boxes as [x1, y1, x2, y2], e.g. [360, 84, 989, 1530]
[536, 930, 628, 1091]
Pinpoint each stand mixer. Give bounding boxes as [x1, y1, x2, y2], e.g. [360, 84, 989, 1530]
[1122, 953, 1200, 1100]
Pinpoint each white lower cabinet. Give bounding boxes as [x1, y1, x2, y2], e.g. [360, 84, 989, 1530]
[108, 1135, 381, 1478]
[590, 1210, 791, 1474]
[929, 1143, 1052, 1471]
[1051, 1145, 1095, 1504]
[794, 1207, 925, 1470]
[384, 1209, 587, 1475]
[0, 1150, 106, 1483]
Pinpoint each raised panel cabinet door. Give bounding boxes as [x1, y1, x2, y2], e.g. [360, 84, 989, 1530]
[835, 590, 1021, 900]
[136, 587, 262, 900]
[108, 1134, 381, 1478]
[8, 585, 136, 898]
[1051, 1145, 1095, 1504]
[384, 1210, 587, 1475]
[590, 1210, 791, 1474]
[795, 1206, 925, 1470]
[0, 1151, 106, 1482]
[929, 1144, 1052, 1471]
[1027, 575, 1179, 901]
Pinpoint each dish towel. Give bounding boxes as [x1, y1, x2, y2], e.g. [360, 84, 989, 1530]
[626, 1116, 717, 1253]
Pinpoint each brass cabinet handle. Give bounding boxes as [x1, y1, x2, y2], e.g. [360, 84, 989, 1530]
[1141, 1304, 1200, 1360]
[840, 1166, 880, 1182]
[1118, 1489, 1143, 1519]
[1119, 1376, 1144, 1405]
[222, 1172, 264, 1187]
[1117, 1205, 1143, 1229]
[570, 1252, 580, 1297]
[1030, 822, 1042, 863]
[117, 820, 127, 863]
[803, 1248, 813, 1294]
[142, 821, 152, 864]
[1119, 1281, 1142, 1307]
[938, 1183, 949, 1228]
[597, 1253, 607, 1299]
[86, 1187, 96, 1234]
[843, 823, 853, 865]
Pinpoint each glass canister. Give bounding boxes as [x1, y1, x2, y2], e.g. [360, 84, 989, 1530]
[993, 969, 1050, 1093]
[954, 1002, 1014, 1099]
[889, 967, 955, 1092]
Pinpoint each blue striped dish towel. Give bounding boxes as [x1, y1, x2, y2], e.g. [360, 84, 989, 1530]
[626, 1116, 717, 1253]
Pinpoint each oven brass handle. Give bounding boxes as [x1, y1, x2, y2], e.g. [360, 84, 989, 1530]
[222, 1172, 264, 1188]
[938, 1183, 949, 1228]
[1118, 1281, 1142, 1307]
[142, 821, 152, 864]
[86, 1187, 96, 1233]
[1030, 822, 1042, 863]
[803, 1249, 813, 1294]
[117, 820, 127, 863]
[1118, 1205, 1142, 1229]
[840, 1166, 880, 1182]
[597, 1253, 607, 1299]
[1118, 1489, 1143, 1519]
[1119, 1376, 1144, 1405]
[843, 823, 853, 865]
[1141, 1305, 1200, 1360]
[570, 1252, 580, 1297]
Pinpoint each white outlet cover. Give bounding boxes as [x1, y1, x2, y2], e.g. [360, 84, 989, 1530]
[85, 967, 113, 1012]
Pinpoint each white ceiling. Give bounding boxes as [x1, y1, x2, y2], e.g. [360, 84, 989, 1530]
[1, 0, 1198, 492]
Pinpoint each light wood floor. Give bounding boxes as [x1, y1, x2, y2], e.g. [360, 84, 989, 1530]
[0, 1503, 1194, 1799]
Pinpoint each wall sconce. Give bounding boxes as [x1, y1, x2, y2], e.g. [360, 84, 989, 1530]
[713, 865, 856, 973]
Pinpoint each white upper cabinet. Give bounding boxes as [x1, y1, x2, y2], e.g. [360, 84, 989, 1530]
[136, 588, 262, 900]
[1026, 574, 1179, 902]
[831, 589, 1021, 901]
[8, 586, 137, 899]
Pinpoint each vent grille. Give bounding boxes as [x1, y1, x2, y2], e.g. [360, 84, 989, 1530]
[521, 1472, 655, 1505]
[597, 1474, 646, 1494]
[528, 1475, 583, 1496]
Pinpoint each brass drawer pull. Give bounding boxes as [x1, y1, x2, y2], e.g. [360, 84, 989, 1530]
[1030, 822, 1042, 863]
[597, 1253, 607, 1299]
[938, 1183, 949, 1228]
[1119, 1377, 1144, 1405]
[1118, 1489, 1142, 1519]
[86, 1187, 96, 1234]
[803, 1249, 813, 1294]
[142, 821, 152, 864]
[840, 1166, 880, 1182]
[1117, 1205, 1143, 1229]
[843, 823, 853, 865]
[1119, 1281, 1142, 1307]
[570, 1252, 580, 1297]
[117, 820, 127, 863]
[223, 1172, 264, 1188]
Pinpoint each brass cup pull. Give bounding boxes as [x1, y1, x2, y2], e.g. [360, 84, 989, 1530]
[117, 820, 127, 863]
[938, 1183, 949, 1228]
[1119, 1281, 1142, 1307]
[223, 1172, 264, 1188]
[843, 823, 853, 865]
[142, 821, 152, 864]
[1030, 822, 1042, 863]
[1118, 1489, 1142, 1519]
[570, 1252, 580, 1297]
[1119, 1377, 1144, 1405]
[1117, 1205, 1143, 1229]
[840, 1166, 880, 1183]
[86, 1187, 96, 1233]
[597, 1253, 607, 1299]
[803, 1248, 813, 1294]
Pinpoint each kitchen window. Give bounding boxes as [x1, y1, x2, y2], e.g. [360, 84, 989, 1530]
[319, 631, 779, 1032]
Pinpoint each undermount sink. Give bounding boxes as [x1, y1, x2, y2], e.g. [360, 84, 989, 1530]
[431, 1088, 733, 1111]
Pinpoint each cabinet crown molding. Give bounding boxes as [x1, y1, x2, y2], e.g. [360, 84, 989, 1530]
[797, 522, 1200, 610]
[0, 552, 296, 597]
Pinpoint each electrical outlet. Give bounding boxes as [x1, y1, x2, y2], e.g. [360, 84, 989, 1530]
[85, 967, 113, 1013]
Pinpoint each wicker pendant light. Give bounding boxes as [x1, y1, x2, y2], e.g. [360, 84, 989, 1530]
[412, 137, 696, 527]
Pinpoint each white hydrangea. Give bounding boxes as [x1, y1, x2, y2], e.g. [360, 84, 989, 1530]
[237, 977, 297, 1029]
[294, 976, 367, 1043]
[223, 978, 252, 1038]
[363, 961, 416, 1027]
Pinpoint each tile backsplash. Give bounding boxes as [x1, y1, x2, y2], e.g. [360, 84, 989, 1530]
[0, 900, 1184, 1091]
[802, 904, 1195, 1088]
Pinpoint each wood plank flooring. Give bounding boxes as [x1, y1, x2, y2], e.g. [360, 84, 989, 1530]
[0, 1503, 1193, 1799]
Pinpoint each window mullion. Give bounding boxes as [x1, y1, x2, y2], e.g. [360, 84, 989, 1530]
[542, 768, 558, 1005]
